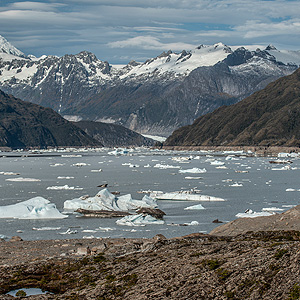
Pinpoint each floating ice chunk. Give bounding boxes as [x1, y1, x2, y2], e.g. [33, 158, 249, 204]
[116, 214, 164, 226]
[50, 163, 65, 167]
[47, 185, 83, 190]
[225, 156, 239, 160]
[59, 228, 78, 234]
[0, 234, 8, 239]
[271, 165, 291, 171]
[0, 197, 67, 219]
[236, 209, 275, 218]
[185, 176, 203, 180]
[82, 229, 97, 233]
[154, 164, 180, 169]
[64, 188, 158, 211]
[72, 163, 90, 167]
[91, 169, 102, 172]
[286, 188, 297, 192]
[184, 204, 205, 210]
[5, 177, 41, 182]
[229, 182, 243, 187]
[179, 168, 207, 174]
[32, 227, 61, 231]
[144, 164, 151, 168]
[61, 154, 82, 157]
[210, 160, 224, 166]
[0, 171, 20, 175]
[216, 166, 227, 169]
[184, 221, 199, 226]
[57, 176, 74, 179]
[262, 207, 284, 212]
[150, 191, 224, 201]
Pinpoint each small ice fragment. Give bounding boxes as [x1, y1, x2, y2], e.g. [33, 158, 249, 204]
[184, 204, 205, 210]
[5, 177, 41, 182]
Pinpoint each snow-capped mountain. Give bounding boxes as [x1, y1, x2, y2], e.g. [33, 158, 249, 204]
[0, 35, 25, 60]
[1, 34, 300, 135]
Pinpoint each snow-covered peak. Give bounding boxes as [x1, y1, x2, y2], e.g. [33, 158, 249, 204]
[120, 43, 233, 79]
[0, 35, 25, 58]
[265, 48, 300, 66]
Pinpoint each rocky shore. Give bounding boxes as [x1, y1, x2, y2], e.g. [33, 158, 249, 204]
[1, 207, 300, 299]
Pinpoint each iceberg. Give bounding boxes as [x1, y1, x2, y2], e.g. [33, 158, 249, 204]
[179, 168, 207, 174]
[235, 209, 275, 218]
[5, 177, 41, 182]
[116, 214, 165, 226]
[64, 188, 158, 212]
[0, 197, 67, 219]
[150, 190, 225, 201]
[184, 204, 205, 210]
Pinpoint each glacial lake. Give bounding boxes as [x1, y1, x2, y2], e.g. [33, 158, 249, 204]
[0, 148, 299, 240]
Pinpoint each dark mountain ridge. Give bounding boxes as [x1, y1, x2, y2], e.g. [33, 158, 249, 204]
[164, 67, 300, 147]
[0, 90, 101, 149]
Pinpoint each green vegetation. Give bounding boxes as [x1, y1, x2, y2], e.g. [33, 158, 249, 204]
[289, 284, 300, 300]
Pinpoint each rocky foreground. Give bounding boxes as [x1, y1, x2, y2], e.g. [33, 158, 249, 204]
[1, 208, 300, 299]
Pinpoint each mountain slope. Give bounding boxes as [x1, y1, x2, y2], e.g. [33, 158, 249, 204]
[73, 121, 154, 147]
[164, 67, 300, 147]
[1, 35, 300, 135]
[0, 90, 100, 148]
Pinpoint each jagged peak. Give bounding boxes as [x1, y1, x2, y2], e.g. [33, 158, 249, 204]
[0, 35, 25, 58]
[265, 44, 277, 51]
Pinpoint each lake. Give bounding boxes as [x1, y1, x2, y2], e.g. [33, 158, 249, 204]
[0, 148, 298, 240]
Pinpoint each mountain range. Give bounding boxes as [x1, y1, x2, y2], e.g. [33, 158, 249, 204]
[164, 67, 300, 147]
[0, 89, 154, 149]
[1, 35, 300, 136]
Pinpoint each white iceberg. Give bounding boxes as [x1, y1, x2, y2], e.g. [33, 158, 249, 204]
[5, 177, 41, 182]
[150, 191, 224, 201]
[116, 214, 164, 226]
[154, 163, 180, 169]
[64, 188, 158, 212]
[184, 204, 205, 210]
[236, 209, 275, 218]
[179, 168, 207, 174]
[0, 197, 67, 219]
[184, 221, 200, 226]
[47, 185, 83, 190]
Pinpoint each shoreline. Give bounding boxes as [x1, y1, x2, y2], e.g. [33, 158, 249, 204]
[162, 145, 300, 156]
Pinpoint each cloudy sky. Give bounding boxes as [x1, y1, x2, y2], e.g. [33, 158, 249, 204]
[0, 0, 299, 63]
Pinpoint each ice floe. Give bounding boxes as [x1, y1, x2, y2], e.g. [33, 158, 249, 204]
[57, 176, 74, 179]
[47, 185, 83, 190]
[179, 168, 207, 174]
[150, 191, 225, 201]
[5, 177, 41, 182]
[116, 214, 164, 226]
[236, 209, 275, 218]
[0, 171, 20, 175]
[0, 197, 67, 219]
[184, 204, 205, 210]
[64, 188, 158, 211]
[154, 163, 180, 169]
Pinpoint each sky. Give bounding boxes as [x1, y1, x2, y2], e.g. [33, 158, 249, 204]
[0, 0, 299, 64]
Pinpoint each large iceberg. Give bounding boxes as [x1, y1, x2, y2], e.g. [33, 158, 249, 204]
[64, 188, 158, 212]
[0, 197, 67, 219]
[116, 214, 165, 226]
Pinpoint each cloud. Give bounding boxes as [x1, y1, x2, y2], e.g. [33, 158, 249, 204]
[0, 0, 299, 63]
[235, 19, 300, 39]
[107, 36, 196, 51]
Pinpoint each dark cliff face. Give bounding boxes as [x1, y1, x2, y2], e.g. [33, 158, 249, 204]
[0, 90, 100, 149]
[164, 67, 300, 147]
[73, 120, 154, 147]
